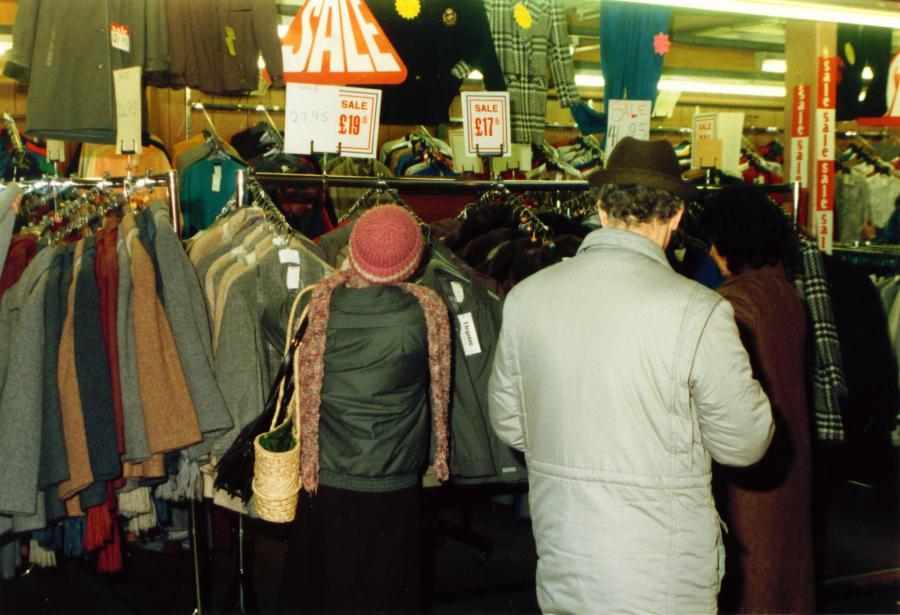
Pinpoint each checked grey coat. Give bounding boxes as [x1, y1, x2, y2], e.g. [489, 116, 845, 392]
[484, 0, 581, 145]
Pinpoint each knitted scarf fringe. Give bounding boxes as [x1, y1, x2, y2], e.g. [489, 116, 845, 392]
[297, 269, 452, 492]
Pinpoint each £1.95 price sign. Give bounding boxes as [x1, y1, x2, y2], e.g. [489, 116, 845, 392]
[285, 83, 382, 158]
[462, 92, 511, 157]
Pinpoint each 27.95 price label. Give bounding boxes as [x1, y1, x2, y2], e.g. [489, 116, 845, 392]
[462, 92, 510, 157]
[285, 84, 382, 158]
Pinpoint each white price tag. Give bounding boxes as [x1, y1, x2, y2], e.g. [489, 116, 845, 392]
[285, 83, 381, 158]
[113, 66, 142, 155]
[604, 99, 651, 157]
[450, 281, 465, 304]
[279, 248, 301, 265]
[457, 312, 482, 356]
[461, 91, 511, 157]
[211, 164, 222, 193]
[111, 23, 131, 53]
[46, 140, 65, 163]
[286, 265, 301, 290]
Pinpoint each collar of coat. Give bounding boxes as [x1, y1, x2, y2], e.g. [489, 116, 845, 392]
[576, 228, 670, 268]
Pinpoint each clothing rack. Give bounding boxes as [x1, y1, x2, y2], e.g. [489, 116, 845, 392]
[17, 171, 180, 236]
[8, 170, 204, 613]
[252, 171, 591, 193]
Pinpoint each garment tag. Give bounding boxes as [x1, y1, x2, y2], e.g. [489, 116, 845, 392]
[46, 140, 65, 163]
[113, 66, 143, 155]
[457, 312, 482, 356]
[279, 248, 300, 265]
[211, 165, 222, 193]
[111, 23, 131, 52]
[450, 281, 465, 304]
[286, 265, 301, 290]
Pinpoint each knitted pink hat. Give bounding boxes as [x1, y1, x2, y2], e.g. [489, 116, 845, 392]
[349, 205, 424, 284]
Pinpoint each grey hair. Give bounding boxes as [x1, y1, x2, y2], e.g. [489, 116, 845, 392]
[593, 183, 683, 225]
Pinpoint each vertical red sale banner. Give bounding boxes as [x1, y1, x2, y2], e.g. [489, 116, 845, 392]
[814, 56, 836, 253]
[790, 85, 811, 188]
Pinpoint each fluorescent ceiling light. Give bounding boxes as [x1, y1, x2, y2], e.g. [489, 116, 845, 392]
[862, 65, 874, 80]
[574, 73, 785, 97]
[0, 42, 11, 55]
[575, 73, 606, 88]
[605, 0, 900, 29]
[761, 58, 787, 73]
[468, 69, 484, 80]
[658, 78, 786, 97]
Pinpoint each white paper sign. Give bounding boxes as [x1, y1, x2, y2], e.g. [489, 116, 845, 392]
[605, 99, 651, 157]
[113, 66, 142, 155]
[461, 91, 511, 157]
[46, 140, 65, 163]
[285, 83, 381, 158]
[691, 111, 744, 173]
[790, 137, 809, 187]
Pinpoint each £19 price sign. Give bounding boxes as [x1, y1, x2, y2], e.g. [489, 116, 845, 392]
[285, 83, 382, 158]
[462, 92, 511, 157]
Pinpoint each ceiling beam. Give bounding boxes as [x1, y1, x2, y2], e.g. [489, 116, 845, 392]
[572, 60, 784, 82]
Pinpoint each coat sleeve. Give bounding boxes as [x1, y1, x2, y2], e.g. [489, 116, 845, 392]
[3, 0, 39, 83]
[488, 295, 526, 452]
[547, 0, 580, 108]
[252, 0, 284, 86]
[690, 299, 774, 466]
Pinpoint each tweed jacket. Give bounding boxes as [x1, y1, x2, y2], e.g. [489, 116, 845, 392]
[489, 229, 774, 614]
[150, 202, 233, 459]
[127, 214, 203, 454]
[117, 214, 152, 464]
[484, 0, 581, 144]
[0, 245, 60, 519]
[213, 237, 330, 457]
[57, 240, 95, 502]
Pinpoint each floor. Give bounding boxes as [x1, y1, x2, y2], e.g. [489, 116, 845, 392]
[1, 465, 897, 615]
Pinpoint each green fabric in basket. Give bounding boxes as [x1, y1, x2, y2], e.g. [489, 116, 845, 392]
[259, 420, 296, 452]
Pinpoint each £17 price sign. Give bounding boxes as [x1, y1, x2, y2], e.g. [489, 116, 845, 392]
[285, 83, 382, 158]
[462, 92, 510, 157]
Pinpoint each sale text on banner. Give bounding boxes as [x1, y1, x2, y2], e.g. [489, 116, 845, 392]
[814, 55, 837, 253]
[281, 0, 407, 84]
[605, 100, 651, 157]
[791, 85, 811, 187]
[284, 83, 382, 158]
[461, 92, 511, 157]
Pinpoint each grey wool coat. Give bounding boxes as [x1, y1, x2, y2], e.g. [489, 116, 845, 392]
[0, 245, 61, 529]
[489, 228, 774, 614]
[150, 202, 233, 459]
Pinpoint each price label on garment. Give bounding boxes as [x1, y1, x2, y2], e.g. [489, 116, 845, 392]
[604, 99, 651, 157]
[457, 312, 482, 356]
[284, 83, 381, 158]
[111, 22, 131, 53]
[461, 91, 511, 157]
[46, 140, 65, 164]
[113, 66, 142, 155]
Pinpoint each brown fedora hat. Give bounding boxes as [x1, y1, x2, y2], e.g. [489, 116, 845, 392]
[589, 137, 696, 201]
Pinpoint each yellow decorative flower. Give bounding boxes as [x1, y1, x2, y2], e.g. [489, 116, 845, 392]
[513, 2, 532, 29]
[395, 0, 421, 20]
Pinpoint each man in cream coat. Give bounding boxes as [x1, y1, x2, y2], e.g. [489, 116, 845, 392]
[489, 138, 774, 614]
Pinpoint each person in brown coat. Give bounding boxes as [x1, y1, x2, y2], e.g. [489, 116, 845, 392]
[702, 184, 815, 614]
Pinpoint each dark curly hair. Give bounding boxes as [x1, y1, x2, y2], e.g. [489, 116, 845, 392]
[699, 184, 797, 274]
[593, 183, 683, 225]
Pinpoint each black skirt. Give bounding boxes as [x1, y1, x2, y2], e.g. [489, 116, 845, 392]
[278, 484, 422, 614]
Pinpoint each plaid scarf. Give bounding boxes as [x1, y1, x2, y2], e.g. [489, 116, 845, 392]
[789, 235, 847, 442]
